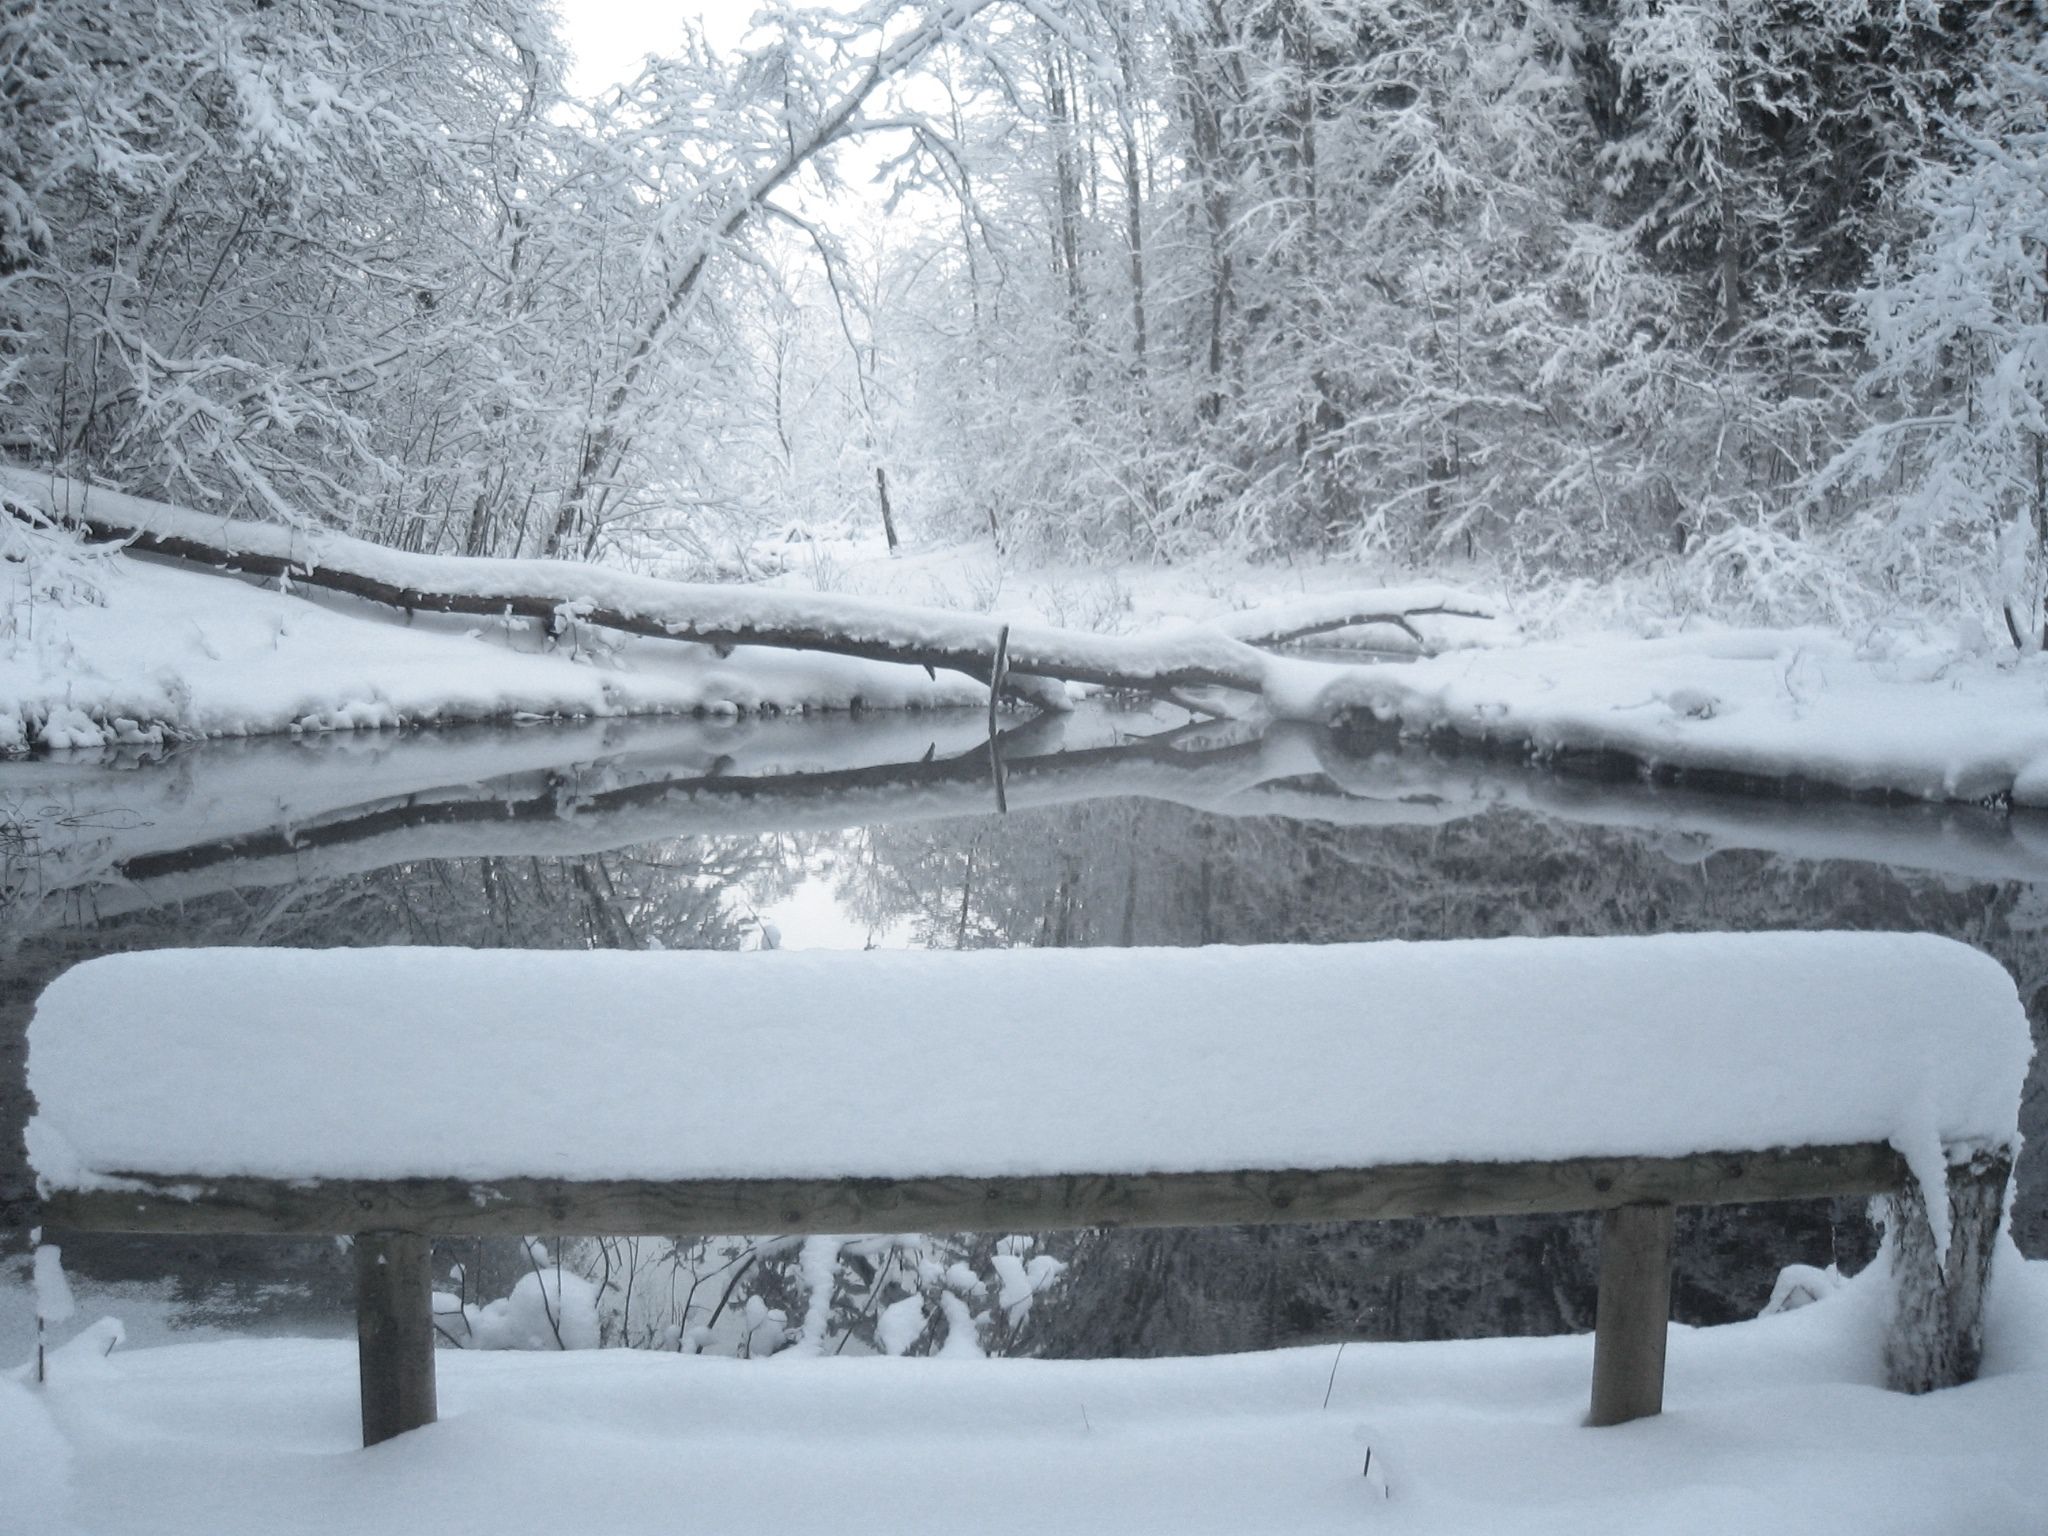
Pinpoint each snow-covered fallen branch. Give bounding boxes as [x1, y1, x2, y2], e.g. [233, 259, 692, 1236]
[1211, 591, 1495, 652]
[0, 468, 1495, 716]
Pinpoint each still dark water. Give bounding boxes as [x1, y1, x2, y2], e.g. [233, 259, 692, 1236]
[3, 708, 2044, 1359]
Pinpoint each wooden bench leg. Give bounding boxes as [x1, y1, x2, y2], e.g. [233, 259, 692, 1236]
[1589, 1202, 1674, 1427]
[356, 1231, 437, 1447]
[1882, 1151, 2010, 1394]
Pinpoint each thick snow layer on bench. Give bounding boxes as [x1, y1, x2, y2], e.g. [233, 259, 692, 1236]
[27, 936, 2028, 1203]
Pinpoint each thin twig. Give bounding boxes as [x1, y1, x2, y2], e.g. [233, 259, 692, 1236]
[1321, 1340, 1348, 1410]
[524, 1239, 566, 1350]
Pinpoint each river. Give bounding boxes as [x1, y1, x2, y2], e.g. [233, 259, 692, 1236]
[3, 707, 2042, 1359]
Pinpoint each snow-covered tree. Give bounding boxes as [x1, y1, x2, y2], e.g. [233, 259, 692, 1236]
[1825, 14, 2048, 640]
[0, 0, 2001, 617]
[0, 0, 568, 528]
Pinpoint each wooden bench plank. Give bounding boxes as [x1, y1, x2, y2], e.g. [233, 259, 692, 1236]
[42, 1143, 1913, 1237]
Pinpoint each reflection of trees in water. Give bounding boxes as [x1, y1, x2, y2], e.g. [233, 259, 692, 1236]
[838, 799, 2048, 1357]
[842, 799, 2043, 958]
[5, 837, 785, 961]
[240, 844, 778, 953]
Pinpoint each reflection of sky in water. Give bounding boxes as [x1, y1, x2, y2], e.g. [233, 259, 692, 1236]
[756, 874, 912, 952]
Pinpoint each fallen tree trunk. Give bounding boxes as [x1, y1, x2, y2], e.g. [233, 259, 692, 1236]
[2, 469, 1494, 715]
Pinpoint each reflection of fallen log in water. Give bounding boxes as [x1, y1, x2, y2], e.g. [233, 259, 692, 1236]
[79, 720, 1334, 910]
[0, 711, 1000, 910]
[7, 714, 2048, 931]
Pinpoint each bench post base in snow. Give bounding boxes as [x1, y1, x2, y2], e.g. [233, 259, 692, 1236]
[355, 1232, 437, 1446]
[1588, 1202, 1676, 1427]
[1882, 1150, 2012, 1395]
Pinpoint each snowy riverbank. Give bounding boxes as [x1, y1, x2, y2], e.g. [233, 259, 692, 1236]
[11, 471, 2048, 808]
[783, 526, 2048, 809]
[0, 467, 1490, 750]
[0, 542, 984, 754]
[1313, 628, 2048, 807]
[8, 1248, 2047, 1536]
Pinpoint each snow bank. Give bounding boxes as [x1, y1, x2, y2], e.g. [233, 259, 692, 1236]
[1302, 625, 2048, 807]
[749, 518, 1510, 651]
[19, 1255, 2048, 1536]
[0, 1376, 72, 1529]
[0, 468, 1495, 736]
[27, 935, 2028, 1196]
[0, 542, 984, 752]
[23, 469, 2048, 814]
[439, 1245, 601, 1352]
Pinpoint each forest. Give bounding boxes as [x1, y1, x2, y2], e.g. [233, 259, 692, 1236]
[5, 0, 2046, 637]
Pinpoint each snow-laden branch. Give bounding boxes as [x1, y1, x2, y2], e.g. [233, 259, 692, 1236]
[545, 0, 1005, 553]
[3, 470, 1497, 716]
[1212, 591, 1499, 651]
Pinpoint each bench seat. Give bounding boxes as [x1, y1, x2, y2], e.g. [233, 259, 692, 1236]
[27, 932, 2029, 1444]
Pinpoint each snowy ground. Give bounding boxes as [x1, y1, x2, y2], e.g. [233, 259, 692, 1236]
[0, 548, 981, 754]
[745, 521, 1488, 642]
[7, 1250, 2046, 1536]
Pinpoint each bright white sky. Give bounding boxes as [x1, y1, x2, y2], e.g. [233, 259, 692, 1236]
[756, 873, 911, 951]
[551, 1, 760, 98]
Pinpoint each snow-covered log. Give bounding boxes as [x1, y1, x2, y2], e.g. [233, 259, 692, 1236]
[1, 470, 1493, 714]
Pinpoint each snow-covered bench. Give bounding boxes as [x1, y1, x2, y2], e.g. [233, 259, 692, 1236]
[27, 934, 2029, 1447]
